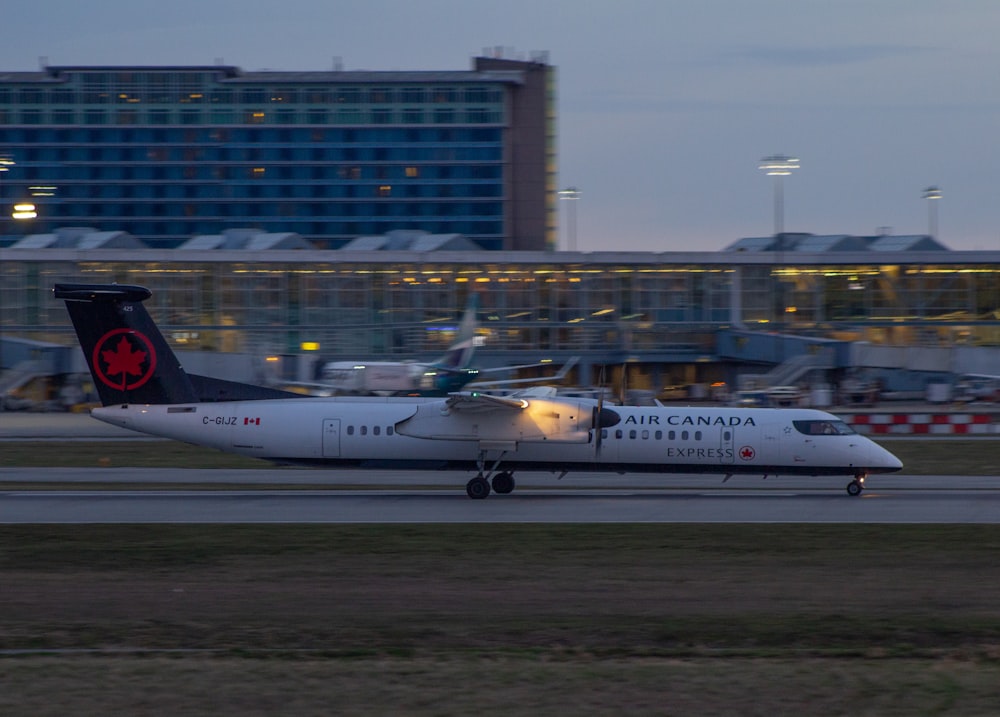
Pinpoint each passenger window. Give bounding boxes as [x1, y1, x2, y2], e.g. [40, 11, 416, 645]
[387, 426, 394, 436]
[360, 426, 367, 436]
[654, 430, 662, 440]
[601, 428, 607, 439]
[347, 426, 354, 435]
[629, 430, 637, 439]
[668, 430, 675, 440]
[695, 431, 702, 441]
[724, 430, 731, 441]
[615, 429, 623, 439]
[681, 430, 689, 440]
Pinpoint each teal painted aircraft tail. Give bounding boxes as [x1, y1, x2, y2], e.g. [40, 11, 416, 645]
[435, 293, 480, 371]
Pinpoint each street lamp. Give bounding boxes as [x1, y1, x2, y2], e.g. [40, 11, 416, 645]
[558, 186, 581, 251]
[922, 185, 941, 238]
[759, 154, 799, 236]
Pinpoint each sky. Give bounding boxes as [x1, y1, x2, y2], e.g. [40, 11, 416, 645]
[4, 0, 1000, 252]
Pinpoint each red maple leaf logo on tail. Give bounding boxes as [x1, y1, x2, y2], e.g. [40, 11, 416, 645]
[93, 330, 156, 391]
[102, 336, 148, 390]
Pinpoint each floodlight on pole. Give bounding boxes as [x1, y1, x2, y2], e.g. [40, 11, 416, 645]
[759, 154, 799, 236]
[558, 186, 581, 251]
[922, 185, 941, 238]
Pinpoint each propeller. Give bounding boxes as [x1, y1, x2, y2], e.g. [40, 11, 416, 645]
[592, 364, 620, 457]
[594, 365, 605, 457]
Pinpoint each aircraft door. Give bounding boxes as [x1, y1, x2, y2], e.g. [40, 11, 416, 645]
[720, 427, 735, 464]
[322, 419, 341, 458]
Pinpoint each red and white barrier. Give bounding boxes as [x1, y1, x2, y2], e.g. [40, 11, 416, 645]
[840, 412, 1000, 435]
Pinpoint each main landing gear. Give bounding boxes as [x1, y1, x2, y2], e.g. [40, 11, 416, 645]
[465, 451, 516, 499]
[465, 471, 516, 499]
[846, 473, 866, 497]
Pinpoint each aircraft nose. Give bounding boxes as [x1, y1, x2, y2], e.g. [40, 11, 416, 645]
[870, 440, 903, 472]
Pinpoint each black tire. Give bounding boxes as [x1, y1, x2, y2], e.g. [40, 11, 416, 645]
[466, 476, 491, 499]
[491, 472, 515, 494]
[846, 480, 863, 497]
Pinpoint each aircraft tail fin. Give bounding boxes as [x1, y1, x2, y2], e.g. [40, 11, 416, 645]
[436, 293, 480, 370]
[54, 283, 199, 406]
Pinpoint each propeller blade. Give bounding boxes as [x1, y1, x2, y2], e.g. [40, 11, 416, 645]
[595, 364, 606, 457]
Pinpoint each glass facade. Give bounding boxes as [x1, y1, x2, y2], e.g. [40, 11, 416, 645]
[0, 63, 551, 249]
[5, 252, 999, 365]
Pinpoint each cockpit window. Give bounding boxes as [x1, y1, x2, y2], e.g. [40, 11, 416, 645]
[793, 419, 855, 436]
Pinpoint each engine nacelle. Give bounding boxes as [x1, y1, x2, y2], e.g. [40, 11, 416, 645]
[395, 398, 597, 443]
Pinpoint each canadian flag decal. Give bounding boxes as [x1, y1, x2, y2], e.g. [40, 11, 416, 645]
[244, 417, 261, 426]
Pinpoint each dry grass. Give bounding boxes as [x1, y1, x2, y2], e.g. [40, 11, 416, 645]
[3, 524, 1000, 714]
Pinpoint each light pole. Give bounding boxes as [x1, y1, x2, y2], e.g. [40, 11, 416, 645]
[558, 186, 580, 251]
[759, 154, 799, 236]
[922, 185, 941, 238]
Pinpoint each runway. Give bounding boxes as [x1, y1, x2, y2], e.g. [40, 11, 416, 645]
[2, 469, 999, 523]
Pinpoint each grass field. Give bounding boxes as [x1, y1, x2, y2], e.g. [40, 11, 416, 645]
[2, 440, 999, 714]
[3, 524, 1000, 715]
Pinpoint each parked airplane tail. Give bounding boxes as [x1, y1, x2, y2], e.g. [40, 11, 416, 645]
[55, 283, 300, 406]
[435, 293, 480, 370]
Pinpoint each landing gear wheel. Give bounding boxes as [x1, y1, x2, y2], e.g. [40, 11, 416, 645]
[466, 476, 491, 499]
[846, 479, 864, 497]
[491, 472, 515, 495]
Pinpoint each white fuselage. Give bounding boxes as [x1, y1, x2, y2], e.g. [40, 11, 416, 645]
[91, 397, 902, 477]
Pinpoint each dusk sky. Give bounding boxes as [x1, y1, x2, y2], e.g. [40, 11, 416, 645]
[4, 0, 999, 251]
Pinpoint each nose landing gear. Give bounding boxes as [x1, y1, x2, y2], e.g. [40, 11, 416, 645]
[846, 473, 866, 497]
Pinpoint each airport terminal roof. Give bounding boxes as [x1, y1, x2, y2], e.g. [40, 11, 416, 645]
[725, 232, 949, 253]
[8, 227, 144, 250]
[177, 230, 314, 251]
[340, 230, 482, 252]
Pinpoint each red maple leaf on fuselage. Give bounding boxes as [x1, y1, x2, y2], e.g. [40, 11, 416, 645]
[102, 336, 148, 383]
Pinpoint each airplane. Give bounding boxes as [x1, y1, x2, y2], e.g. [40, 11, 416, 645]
[298, 293, 575, 396]
[54, 283, 903, 499]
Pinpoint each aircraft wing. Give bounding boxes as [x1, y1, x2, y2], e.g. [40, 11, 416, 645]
[444, 391, 530, 412]
[397, 388, 602, 443]
[465, 356, 579, 388]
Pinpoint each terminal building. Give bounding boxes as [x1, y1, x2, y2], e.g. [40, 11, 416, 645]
[2, 232, 999, 407]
